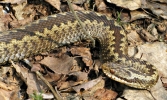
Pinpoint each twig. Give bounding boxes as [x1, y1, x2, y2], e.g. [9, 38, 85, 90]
[67, 0, 95, 47]
[23, 59, 62, 100]
[35, 71, 62, 100]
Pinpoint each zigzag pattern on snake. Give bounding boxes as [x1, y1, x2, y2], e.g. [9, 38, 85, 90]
[0, 11, 158, 89]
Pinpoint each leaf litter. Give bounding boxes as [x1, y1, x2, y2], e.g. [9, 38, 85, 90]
[0, 0, 166, 100]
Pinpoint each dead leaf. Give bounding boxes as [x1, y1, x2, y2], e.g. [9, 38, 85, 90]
[43, 72, 62, 82]
[71, 47, 93, 67]
[12, 62, 47, 95]
[161, 77, 167, 85]
[0, 81, 15, 91]
[95, 0, 107, 12]
[31, 63, 43, 72]
[57, 81, 83, 90]
[106, 0, 145, 10]
[150, 78, 167, 100]
[130, 10, 151, 21]
[94, 89, 118, 100]
[0, 0, 26, 4]
[0, 89, 20, 100]
[127, 29, 144, 46]
[68, 71, 88, 82]
[81, 78, 105, 100]
[45, 0, 61, 11]
[148, 2, 167, 19]
[71, 3, 84, 11]
[72, 77, 102, 93]
[137, 28, 157, 42]
[72, 0, 86, 4]
[120, 89, 154, 100]
[119, 78, 167, 100]
[39, 54, 79, 74]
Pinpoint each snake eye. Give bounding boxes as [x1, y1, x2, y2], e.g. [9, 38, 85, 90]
[110, 69, 115, 74]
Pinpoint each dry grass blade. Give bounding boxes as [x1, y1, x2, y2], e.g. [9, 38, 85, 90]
[67, 0, 95, 47]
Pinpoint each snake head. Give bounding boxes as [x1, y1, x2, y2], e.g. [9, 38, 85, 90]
[102, 61, 159, 89]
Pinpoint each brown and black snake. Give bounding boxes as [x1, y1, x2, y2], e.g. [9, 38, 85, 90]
[0, 11, 158, 89]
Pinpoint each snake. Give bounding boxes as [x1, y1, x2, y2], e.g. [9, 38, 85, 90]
[0, 11, 158, 89]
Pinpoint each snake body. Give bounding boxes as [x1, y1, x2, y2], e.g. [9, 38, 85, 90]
[0, 11, 158, 89]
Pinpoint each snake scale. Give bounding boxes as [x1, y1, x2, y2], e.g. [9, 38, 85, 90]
[0, 11, 158, 89]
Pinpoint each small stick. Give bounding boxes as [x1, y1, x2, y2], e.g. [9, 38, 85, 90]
[35, 71, 62, 100]
[23, 59, 62, 100]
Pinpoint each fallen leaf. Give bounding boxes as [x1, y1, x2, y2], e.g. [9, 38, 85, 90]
[150, 78, 167, 100]
[31, 63, 43, 72]
[94, 89, 118, 100]
[45, 0, 61, 11]
[0, 89, 19, 100]
[72, 0, 86, 4]
[44, 72, 62, 82]
[0, 0, 26, 4]
[120, 89, 154, 100]
[95, 0, 107, 12]
[130, 10, 151, 21]
[68, 71, 88, 82]
[71, 3, 84, 11]
[106, 0, 144, 10]
[71, 47, 93, 67]
[12, 62, 47, 95]
[72, 77, 102, 93]
[39, 54, 79, 74]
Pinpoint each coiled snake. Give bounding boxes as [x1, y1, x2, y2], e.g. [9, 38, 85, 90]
[0, 11, 158, 89]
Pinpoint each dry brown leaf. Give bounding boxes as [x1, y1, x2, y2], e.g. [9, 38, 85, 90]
[0, 81, 15, 91]
[81, 78, 105, 100]
[31, 63, 43, 72]
[12, 2, 27, 20]
[0, 89, 20, 100]
[120, 78, 167, 100]
[148, 2, 167, 19]
[40, 54, 79, 74]
[57, 81, 83, 90]
[130, 11, 151, 21]
[95, 0, 107, 12]
[12, 62, 47, 95]
[71, 47, 93, 67]
[71, 3, 84, 11]
[68, 71, 88, 82]
[43, 72, 62, 82]
[161, 77, 167, 85]
[72, 0, 86, 4]
[94, 89, 118, 100]
[137, 29, 157, 42]
[150, 78, 167, 100]
[163, 83, 167, 89]
[72, 77, 102, 93]
[45, 0, 61, 11]
[0, 0, 26, 4]
[127, 30, 144, 46]
[57, 81, 70, 90]
[13, 3, 48, 26]
[152, 0, 167, 3]
[106, 0, 144, 10]
[0, 14, 13, 31]
[107, 0, 167, 19]
[120, 89, 154, 100]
